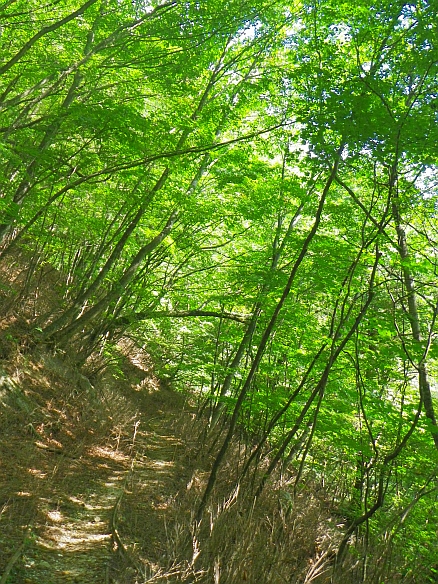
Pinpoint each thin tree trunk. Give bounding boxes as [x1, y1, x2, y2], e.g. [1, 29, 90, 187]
[0, 0, 99, 77]
[391, 181, 438, 449]
[254, 253, 379, 499]
[46, 210, 178, 342]
[208, 151, 305, 430]
[195, 145, 344, 521]
[40, 170, 168, 339]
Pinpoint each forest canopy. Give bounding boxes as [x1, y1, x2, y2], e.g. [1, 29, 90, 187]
[1, 0, 438, 580]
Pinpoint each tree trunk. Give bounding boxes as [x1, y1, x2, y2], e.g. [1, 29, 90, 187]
[391, 193, 438, 449]
[44, 210, 178, 342]
[196, 145, 344, 521]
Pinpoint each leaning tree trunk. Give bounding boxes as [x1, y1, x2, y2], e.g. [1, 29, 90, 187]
[43, 210, 178, 343]
[391, 178, 438, 449]
[196, 145, 344, 521]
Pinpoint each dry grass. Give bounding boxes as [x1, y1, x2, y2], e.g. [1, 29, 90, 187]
[0, 336, 412, 583]
[0, 249, 422, 584]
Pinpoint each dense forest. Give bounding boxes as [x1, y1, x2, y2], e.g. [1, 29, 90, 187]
[1, 0, 438, 582]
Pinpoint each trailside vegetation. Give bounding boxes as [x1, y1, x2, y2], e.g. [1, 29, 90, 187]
[1, 0, 438, 581]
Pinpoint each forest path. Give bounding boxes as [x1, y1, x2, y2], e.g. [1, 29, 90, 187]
[0, 346, 194, 584]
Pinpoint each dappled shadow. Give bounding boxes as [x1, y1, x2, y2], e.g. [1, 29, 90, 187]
[0, 339, 195, 584]
[107, 416, 195, 582]
[0, 427, 129, 583]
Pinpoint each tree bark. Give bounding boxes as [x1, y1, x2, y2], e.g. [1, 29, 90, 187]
[195, 145, 344, 521]
[391, 190, 438, 449]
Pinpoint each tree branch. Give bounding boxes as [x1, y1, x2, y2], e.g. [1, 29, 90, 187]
[114, 309, 251, 328]
[0, 0, 100, 76]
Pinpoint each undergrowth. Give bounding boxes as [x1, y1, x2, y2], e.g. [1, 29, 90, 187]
[0, 248, 432, 584]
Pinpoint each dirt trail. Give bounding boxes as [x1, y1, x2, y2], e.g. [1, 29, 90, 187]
[0, 347, 194, 584]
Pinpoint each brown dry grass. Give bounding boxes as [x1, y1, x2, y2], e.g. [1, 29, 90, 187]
[0, 248, 418, 584]
[0, 328, 196, 583]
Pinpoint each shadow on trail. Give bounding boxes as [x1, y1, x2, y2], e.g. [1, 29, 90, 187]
[0, 343, 194, 584]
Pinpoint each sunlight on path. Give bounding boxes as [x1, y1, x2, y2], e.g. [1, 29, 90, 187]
[21, 413, 187, 583]
[0, 340, 191, 584]
[24, 458, 128, 583]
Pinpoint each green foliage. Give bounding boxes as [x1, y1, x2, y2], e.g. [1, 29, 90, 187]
[1, 0, 438, 579]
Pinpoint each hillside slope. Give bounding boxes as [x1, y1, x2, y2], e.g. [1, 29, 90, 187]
[1, 252, 431, 584]
[0, 274, 343, 584]
[0, 336, 199, 583]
